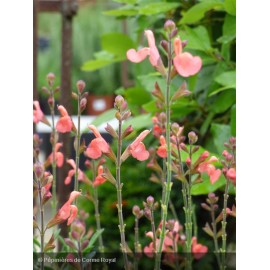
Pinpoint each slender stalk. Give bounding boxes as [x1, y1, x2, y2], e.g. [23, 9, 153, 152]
[134, 217, 139, 270]
[210, 204, 221, 269]
[74, 93, 81, 204]
[115, 119, 129, 270]
[185, 144, 193, 270]
[50, 98, 57, 215]
[173, 234, 180, 270]
[150, 209, 157, 252]
[221, 178, 230, 270]
[78, 241, 84, 270]
[37, 180, 44, 270]
[169, 198, 178, 221]
[155, 37, 173, 270]
[92, 161, 107, 270]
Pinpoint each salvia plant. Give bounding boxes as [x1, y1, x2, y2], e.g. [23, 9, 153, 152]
[33, 19, 236, 270]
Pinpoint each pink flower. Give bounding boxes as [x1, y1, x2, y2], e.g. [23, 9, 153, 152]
[48, 143, 64, 167]
[127, 30, 165, 73]
[226, 168, 236, 186]
[93, 166, 106, 186]
[33, 101, 44, 123]
[129, 130, 150, 161]
[157, 135, 167, 158]
[65, 159, 91, 185]
[56, 105, 73, 133]
[47, 191, 81, 228]
[173, 38, 202, 77]
[85, 125, 110, 159]
[144, 231, 170, 258]
[192, 237, 208, 260]
[198, 156, 221, 184]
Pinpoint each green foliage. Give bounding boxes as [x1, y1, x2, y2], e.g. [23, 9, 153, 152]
[180, 0, 225, 24]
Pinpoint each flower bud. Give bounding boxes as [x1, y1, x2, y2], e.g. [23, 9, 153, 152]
[42, 87, 49, 95]
[164, 20, 176, 32]
[146, 196, 154, 207]
[64, 238, 77, 250]
[133, 205, 141, 216]
[159, 112, 166, 124]
[47, 73, 55, 87]
[105, 123, 118, 139]
[48, 96, 54, 108]
[114, 95, 127, 111]
[201, 203, 211, 211]
[171, 122, 180, 135]
[180, 143, 188, 153]
[115, 111, 122, 121]
[76, 80, 86, 94]
[186, 157, 191, 167]
[80, 97, 87, 112]
[81, 239, 89, 251]
[122, 125, 133, 139]
[181, 40, 188, 48]
[122, 110, 131, 121]
[144, 208, 151, 220]
[34, 162, 44, 179]
[188, 131, 198, 144]
[226, 153, 233, 162]
[160, 40, 168, 53]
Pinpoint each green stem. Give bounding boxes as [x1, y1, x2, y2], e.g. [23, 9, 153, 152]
[221, 178, 230, 270]
[50, 101, 57, 215]
[134, 217, 139, 270]
[155, 37, 173, 270]
[92, 162, 106, 270]
[37, 180, 44, 270]
[173, 234, 180, 270]
[185, 144, 193, 270]
[211, 204, 221, 269]
[74, 94, 81, 205]
[115, 119, 129, 270]
[150, 208, 157, 252]
[78, 241, 84, 270]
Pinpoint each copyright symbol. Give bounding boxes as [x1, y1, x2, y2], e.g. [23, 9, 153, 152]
[38, 258, 43, 263]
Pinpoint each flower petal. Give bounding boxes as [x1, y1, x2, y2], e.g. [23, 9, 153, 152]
[56, 116, 73, 133]
[126, 48, 150, 63]
[173, 52, 202, 77]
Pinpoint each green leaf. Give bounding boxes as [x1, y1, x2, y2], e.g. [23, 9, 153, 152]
[180, 1, 225, 24]
[191, 173, 226, 195]
[208, 85, 234, 96]
[214, 70, 236, 87]
[83, 229, 104, 253]
[89, 109, 116, 128]
[217, 14, 236, 44]
[142, 100, 158, 113]
[200, 112, 215, 136]
[101, 33, 135, 58]
[103, 7, 138, 17]
[123, 114, 152, 130]
[124, 87, 151, 106]
[81, 58, 117, 72]
[230, 104, 236, 136]
[179, 26, 212, 51]
[210, 123, 231, 154]
[113, 0, 137, 3]
[224, 0, 236, 16]
[210, 89, 236, 114]
[139, 2, 180, 15]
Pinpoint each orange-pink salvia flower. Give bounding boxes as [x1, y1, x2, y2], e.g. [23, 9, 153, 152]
[127, 30, 165, 73]
[47, 191, 81, 228]
[33, 101, 44, 124]
[173, 37, 202, 77]
[198, 156, 221, 184]
[56, 105, 73, 133]
[48, 142, 64, 167]
[65, 159, 91, 186]
[93, 165, 106, 186]
[129, 130, 150, 161]
[191, 237, 208, 260]
[157, 135, 167, 158]
[85, 125, 110, 159]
